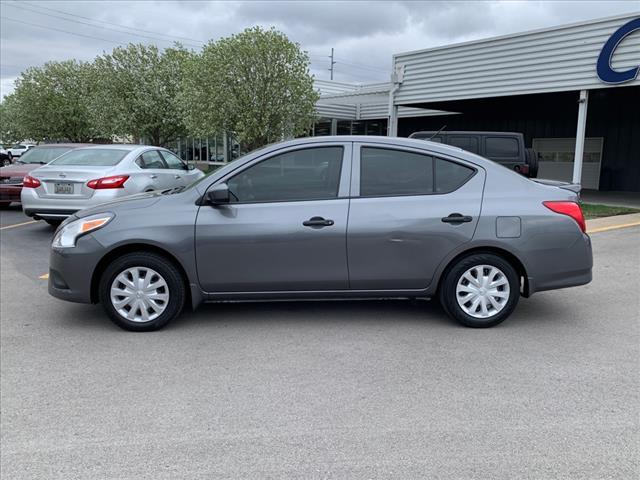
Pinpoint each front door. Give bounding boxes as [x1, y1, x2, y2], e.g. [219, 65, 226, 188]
[347, 144, 485, 290]
[195, 143, 351, 292]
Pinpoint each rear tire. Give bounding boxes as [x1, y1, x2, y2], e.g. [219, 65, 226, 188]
[98, 252, 186, 331]
[439, 253, 519, 328]
[0, 202, 10, 209]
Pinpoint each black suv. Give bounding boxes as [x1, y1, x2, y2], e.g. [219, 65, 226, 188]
[409, 131, 539, 178]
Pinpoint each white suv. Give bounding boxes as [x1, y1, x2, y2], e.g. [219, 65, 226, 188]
[8, 143, 36, 158]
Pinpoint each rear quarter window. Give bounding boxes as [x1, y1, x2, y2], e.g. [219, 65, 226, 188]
[435, 158, 475, 193]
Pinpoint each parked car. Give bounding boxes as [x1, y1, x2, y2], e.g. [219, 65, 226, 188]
[8, 143, 37, 159]
[0, 148, 11, 167]
[409, 131, 540, 177]
[47, 136, 592, 332]
[0, 144, 90, 208]
[22, 145, 204, 225]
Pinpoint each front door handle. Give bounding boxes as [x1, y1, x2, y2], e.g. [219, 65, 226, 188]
[303, 216, 334, 228]
[150, 174, 157, 179]
[174, 175, 181, 179]
[442, 213, 473, 224]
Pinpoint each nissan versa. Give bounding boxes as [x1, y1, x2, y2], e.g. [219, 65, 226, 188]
[47, 136, 592, 331]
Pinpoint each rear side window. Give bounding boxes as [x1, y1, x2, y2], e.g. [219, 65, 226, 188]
[485, 137, 519, 157]
[50, 149, 128, 166]
[360, 147, 433, 196]
[435, 158, 475, 193]
[448, 136, 479, 154]
[360, 147, 475, 196]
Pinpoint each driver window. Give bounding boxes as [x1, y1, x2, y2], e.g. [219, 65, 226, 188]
[227, 147, 343, 203]
[160, 151, 186, 169]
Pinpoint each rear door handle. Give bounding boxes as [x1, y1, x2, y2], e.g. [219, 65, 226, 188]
[303, 216, 334, 227]
[442, 213, 473, 223]
[174, 175, 181, 179]
[150, 174, 157, 179]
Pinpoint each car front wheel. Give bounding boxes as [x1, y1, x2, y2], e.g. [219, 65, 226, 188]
[98, 252, 186, 331]
[439, 253, 519, 328]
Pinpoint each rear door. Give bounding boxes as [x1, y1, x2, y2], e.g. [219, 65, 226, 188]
[347, 143, 485, 290]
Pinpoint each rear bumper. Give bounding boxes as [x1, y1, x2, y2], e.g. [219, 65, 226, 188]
[0, 185, 22, 202]
[21, 188, 126, 218]
[527, 233, 593, 295]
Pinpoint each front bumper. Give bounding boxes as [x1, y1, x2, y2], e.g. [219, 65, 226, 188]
[21, 188, 129, 219]
[48, 234, 104, 304]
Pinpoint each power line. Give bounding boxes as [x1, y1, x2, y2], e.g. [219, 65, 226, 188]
[4, 2, 202, 48]
[18, 0, 206, 45]
[0, 15, 131, 45]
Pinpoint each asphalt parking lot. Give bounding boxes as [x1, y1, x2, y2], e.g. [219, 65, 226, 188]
[1, 203, 639, 479]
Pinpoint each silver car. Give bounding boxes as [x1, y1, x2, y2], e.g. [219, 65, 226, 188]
[21, 145, 204, 224]
[47, 136, 592, 331]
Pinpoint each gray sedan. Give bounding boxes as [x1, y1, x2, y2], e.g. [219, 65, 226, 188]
[21, 144, 204, 224]
[47, 136, 592, 331]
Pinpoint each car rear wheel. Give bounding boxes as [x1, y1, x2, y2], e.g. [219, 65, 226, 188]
[98, 252, 186, 331]
[1, 158, 10, 167]
[439, 253, 519, 328]
[0, 202, 10, 209]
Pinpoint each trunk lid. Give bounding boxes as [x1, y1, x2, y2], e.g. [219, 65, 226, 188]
[30, 165, 115, 199]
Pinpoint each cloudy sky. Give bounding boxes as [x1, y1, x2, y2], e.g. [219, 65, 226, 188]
[1, 0, 638, 97]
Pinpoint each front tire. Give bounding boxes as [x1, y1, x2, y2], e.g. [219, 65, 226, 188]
[98, 252, 186, 331]
[439, 253, 519, 328]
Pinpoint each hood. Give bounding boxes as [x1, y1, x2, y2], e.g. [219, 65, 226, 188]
[0, 163, 39, 178]
[74, 191, 164, 220]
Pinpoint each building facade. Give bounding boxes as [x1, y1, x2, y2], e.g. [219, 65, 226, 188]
[315, 13, 640, 192]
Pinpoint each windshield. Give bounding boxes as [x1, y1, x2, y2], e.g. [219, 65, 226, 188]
[18, 147, 73, 164]
[49, 148, 129, 166]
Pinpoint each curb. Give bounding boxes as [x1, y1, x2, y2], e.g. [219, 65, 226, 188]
[586, 212, 640, 234]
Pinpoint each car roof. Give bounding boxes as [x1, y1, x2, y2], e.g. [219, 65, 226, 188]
[410, 131, 522, 136]
[32, 143, 93, 149]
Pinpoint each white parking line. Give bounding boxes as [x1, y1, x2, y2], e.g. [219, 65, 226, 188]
[0, 220, 38, 231]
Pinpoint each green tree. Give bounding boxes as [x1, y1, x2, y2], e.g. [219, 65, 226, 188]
[90, 44, 192, 146]
[0, 95, 28, 144]
[8, 60, 98, 142]
[181, 26, 318, 151]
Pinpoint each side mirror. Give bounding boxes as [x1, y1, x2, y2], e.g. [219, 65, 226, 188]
[207, 183, 230, 205]
[185, 163, 195, 171]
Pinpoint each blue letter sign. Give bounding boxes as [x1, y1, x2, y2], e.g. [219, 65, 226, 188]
[596, 17, 640, 84]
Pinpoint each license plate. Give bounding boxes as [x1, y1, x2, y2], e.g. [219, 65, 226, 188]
[54, 182, 74, 194]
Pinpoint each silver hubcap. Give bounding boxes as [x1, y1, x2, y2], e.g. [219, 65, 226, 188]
[110, 267, 169, 323]
[456, 265, 510, 319]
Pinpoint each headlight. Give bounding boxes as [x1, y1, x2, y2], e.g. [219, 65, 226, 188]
[52, 213, 114, 248]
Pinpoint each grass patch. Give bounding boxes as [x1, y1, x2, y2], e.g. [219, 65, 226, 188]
[581, 203, 640, 220]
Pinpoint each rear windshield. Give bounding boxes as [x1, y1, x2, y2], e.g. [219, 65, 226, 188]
[50, 149, 129, 166]
[18, 147, 73, 164]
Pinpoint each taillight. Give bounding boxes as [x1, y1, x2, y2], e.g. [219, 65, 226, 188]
[87, 175, 129, 189]
[543, 201, 586, 233]
[22, 175, 41, 188]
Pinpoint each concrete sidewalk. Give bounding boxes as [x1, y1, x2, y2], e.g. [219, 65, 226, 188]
[586, 212, 640, 234]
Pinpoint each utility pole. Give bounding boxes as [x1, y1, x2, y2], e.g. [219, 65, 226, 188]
[329, 48, 336, 80]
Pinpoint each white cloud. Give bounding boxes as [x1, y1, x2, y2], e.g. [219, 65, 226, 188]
[1, 0, 638, 97]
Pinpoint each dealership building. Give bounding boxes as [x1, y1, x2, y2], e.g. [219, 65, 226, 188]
[315, 13, 640, 192]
